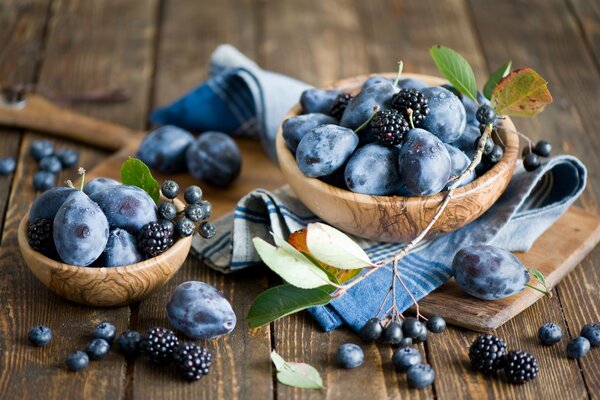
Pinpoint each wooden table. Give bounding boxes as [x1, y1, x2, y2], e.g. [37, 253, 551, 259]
[1, 0, 599, 399]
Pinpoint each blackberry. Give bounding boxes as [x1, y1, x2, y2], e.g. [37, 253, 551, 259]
[370, 109, 410, 146]
[329, 92, 353, 120]
[141, 327, 180, 364]
[391, 88, 430, 126]
[503, 350, 539, 384]
[28, 219, 56, 257]
[469, 334, 506, 374]
[174, 342, 211, 381]
[137, 221, 174, 258]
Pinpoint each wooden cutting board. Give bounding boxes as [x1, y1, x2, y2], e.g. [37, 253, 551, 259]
[89, 141, 600, 333]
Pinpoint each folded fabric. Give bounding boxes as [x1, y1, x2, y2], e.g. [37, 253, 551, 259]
[150, 44, 311, 162]
[191, 156, 587, 332]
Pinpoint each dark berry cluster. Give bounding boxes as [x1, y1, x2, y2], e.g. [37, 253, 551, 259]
[391, 88, 430, 126]
[174, 342, 212, 381]
[137, 221, 175, 258]
[522, 140, 552, 171]
[329, 92, 353, 120]
[28, 140, 80, 191]
[27, 218, 57, 258]
[370, 109, 410, 146]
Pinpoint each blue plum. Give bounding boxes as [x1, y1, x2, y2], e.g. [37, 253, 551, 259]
[363, 76, 393, 90]
[29, 186, 77, 223]
[282, 113, 337, 152]
[296, 124, 358, 178]
[300, 88, 341, 114]
[445, 144, 475, 187]
[397, 78, 429, 90]
[450, 124, 479, 159]
[53, 191, 109, 266]
[421, 86, 466, 143]
[101, 228, 143, 267]
[137, 125, 195, 173]
[344, 143, 401, 195]
[90, 185, 158, 234]
[398, 128, 451, 196]
[166, 281, 236, 340]
[452, 244, 530, 300]
[186, 131, 241, 187]
[340, 81, 395, 130]
[83, 177, 120, 196]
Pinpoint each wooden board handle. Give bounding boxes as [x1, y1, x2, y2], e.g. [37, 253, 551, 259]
[0, 94, 145, 151]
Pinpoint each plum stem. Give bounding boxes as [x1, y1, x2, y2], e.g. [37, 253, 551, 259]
[525, 283, 550, 296]
[354, 105, 380, 134]
[77, 167, 86, 191]
[407, 108, 415, 129]
[393, 61, 404, 90]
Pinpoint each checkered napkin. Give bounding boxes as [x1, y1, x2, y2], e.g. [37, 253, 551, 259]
[150, 45, 587, 332]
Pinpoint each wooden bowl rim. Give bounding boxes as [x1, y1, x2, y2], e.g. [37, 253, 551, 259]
[18, 200, 193, 276]
[275, 72, 519, 205]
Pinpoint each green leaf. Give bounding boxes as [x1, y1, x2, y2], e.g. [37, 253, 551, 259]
[253, 237, 333, 289]
[491, 68, 553, 117]
[429, 45, 478, 102]
[529, 268, 546, 285]
[483, 60, 512, 100]
[247, 284, 334, 328]
[120, 158, 160, 204]
[306, 223, 375, 269]
[271, 351, 324, 390]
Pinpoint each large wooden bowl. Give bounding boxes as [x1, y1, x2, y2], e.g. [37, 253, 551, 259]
[276, 73, 519, 242]
[18, 200, 193, 307]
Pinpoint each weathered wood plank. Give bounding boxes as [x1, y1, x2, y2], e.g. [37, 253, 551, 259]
[0, 0, 158, 399]
[569, 0, 600, 73]
[131, 1, 273, 399]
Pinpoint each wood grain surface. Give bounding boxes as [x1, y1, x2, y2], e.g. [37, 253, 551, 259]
[0, 1, 599, 400]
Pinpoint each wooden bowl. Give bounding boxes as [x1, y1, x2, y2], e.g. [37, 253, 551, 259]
[18, 199, 193, 307]
[275, 73, 519, 242]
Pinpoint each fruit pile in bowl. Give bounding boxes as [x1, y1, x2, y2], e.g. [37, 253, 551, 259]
[17, 163, 216, 306]
[276, 72, 520, 242]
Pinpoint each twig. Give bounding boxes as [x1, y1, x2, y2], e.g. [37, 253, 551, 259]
[331, 265, 381, 298]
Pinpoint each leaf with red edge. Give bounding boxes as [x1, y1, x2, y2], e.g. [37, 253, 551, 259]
[491, 68, 553, 117]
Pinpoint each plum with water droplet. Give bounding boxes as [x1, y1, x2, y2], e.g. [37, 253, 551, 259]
[101, 228, 143, 267]
[83, 177, 120, 196]
[166, 281, 236, 340]
[90, 185, 157, 234]
[421, 86, 466, 143]
[29, 186, 78, 223]
[137, 125, 195, 173]
[282, 113, 337, 152]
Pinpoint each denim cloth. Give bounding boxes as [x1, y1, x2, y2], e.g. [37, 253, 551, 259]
[192, 156, 587, 332]
[150, 45, 587, 332]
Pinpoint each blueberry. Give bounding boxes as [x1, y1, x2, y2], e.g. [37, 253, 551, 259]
[184, 185, 202, 204]
[28, 325, 52, 346]
[407, 363, 435, 388]
[199, 222, 216, 239]
[137, 125, 195, 173]
[420, 86, 466, 143]
[93, 321, 117, 343]
[344, 144, 401, 195]
[487, 144, 504, 164]
[538, 322, 562, 345]
[56, 148, 79, 168]
[392, 347, 422, 372]
[101, 229, 143, 267]
[29, 187, 78, 223]
[90, 185, 158, 234]
[33, 171, 56, 191]
[296, 124, 359, 178]
[118, 330, 142, 359]
[398, 128, 452, 196]
[427, 316, 446, 334]
[380, 321, 404, 345]
[161, 180, 180, 199]
[29, 140, 54, 161]
[402, 318, 425, 340]
[476, 105, 497, 125]
[158, 202, 177, 220]
[83, 177, 120, 196]
[86, 338, 110, 360]
[581, 323, 600, 346]
[533, 140, 552, 158]
[445, 144, 475, 187]
[396, 78, 429, 90]
[176, 217, 195, 237]
[300, 89, 341, 114]
[186, 132, 241, 187]
[282, 113, 338, 152]
[340, 80, 395, 130]
[336, 343, 364, 369]
[461, 91, 490, 125]
[523, 153, 541, 171]
[359, 318, 383, 343]
[53, 191, 110, 266]
[166, 281, 236, 339]
[452, 244, 530, 300]
[0, 157, 16, 175]
[185, 202, 210, 222]
[66, 351, 89, 371]
[39, 155, 63, 174]
[566, 336, 590, 359]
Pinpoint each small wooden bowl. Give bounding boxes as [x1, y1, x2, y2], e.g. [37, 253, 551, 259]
[18, 199, 193, 307]
[276, 73, 519, 242]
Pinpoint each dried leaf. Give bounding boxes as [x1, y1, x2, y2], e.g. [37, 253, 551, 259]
[491, 68, 553, 117]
